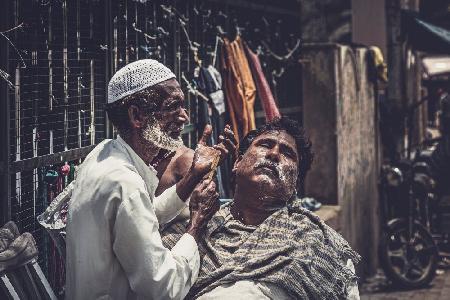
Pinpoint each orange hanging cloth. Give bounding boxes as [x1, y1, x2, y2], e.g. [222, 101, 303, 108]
[221, 36, 256, 141]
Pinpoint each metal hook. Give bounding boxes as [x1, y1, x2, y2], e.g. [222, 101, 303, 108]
[131, 22, 157, 40]
[1, 23, 27, 68]
[261, 39, 301, 61]
[181, 72, 209, 102]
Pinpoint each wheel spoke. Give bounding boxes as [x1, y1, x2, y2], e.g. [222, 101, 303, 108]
[399, 233, 408, 244]
[389, 247, 409, 273]
[410, 231, 422, 244]
[408, 261, 425, 278]
[412, 260, 424, 272]
[401, 262, 412, 277]
[416, 245, 436, 256]
[388, 248, 406, 259]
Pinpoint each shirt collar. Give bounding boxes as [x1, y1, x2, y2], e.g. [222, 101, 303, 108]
[116, 135, 159, 197]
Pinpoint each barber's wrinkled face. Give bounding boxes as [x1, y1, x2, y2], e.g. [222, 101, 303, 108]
[155, 78, 189, 139]
[141, 79, 189, 151]
[235, 130, 299, 210]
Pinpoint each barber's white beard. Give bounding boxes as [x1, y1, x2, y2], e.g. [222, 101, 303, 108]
[142, 119, 183, 152]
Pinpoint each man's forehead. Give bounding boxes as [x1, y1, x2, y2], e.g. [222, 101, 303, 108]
[159, 79, 182, 93]
[157, 80, 184, 102]
[253, 130, 295, 144]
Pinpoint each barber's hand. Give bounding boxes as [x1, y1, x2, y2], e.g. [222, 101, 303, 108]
[190, 125, 221, 178]
[186, 180, 220, 242]
[213, 124, 238, 163]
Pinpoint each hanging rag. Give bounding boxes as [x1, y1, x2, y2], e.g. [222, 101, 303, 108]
[0, 231, 38, 273]
[0, 221, 20, 253]
[369, 46, 388, 83]
[220, 36, 256, 141]
[193, 68, 212, 146]
[207, 65, 232, 197]
[44, 170, 59, 185]
[194, 66, 227, 142]
[194, 66, 227, 198]
[206, 65, 226, 115]
[244, 43, 281, 122]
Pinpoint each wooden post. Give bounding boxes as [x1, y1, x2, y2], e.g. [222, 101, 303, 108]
[386, 0, 406, 158]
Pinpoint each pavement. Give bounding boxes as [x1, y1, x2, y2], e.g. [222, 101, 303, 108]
[360, 266, 450, 300]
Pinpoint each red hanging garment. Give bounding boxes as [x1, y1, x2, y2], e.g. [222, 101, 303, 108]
[244, 44, 281, 122]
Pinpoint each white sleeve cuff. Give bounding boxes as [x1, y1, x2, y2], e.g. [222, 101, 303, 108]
[153, 185, 188, 225]
[172, 233, 200, 283]
[346, 259, 360, 300]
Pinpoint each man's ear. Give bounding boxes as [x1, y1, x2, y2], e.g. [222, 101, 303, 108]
[128, 105, 147, 129]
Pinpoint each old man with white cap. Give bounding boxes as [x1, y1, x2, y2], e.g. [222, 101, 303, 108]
[65, 59, 228, 300]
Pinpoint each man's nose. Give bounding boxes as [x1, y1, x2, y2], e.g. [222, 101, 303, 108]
[265, 145, 281, 162]
[178, 108, 189, 124]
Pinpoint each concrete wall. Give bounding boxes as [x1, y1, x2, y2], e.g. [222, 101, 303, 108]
[300, 0, 352, 43]
[301, 44, 380, 277]
[352, 0, 387, 56]
[302, 44, 339, 204]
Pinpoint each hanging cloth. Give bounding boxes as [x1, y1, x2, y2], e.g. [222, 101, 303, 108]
[206, 65, 226, 115]
[244, 43, 281, 122]
[193, 66, 214, 146]
[220, 36, 256, 141]
[194, 66, 227, 198]
[206, 65, 232, 197]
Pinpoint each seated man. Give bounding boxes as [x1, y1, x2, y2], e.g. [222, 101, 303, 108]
[162, 116, 360, 299]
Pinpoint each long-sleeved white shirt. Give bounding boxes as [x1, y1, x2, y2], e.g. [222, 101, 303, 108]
[66, 136, 200, 300]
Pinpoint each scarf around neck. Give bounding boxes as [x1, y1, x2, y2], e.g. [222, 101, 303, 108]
[162, 200, 360, 299]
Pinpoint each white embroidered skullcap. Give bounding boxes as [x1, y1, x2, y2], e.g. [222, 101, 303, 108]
[107, 59, 176, 104]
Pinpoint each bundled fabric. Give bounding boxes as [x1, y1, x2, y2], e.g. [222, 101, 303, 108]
[220, 36, 256, 142]
[0, 221, 39, 273]
[38, 149, 100, 260]
[244, 44, 281, 122]
[195, 66, 226, 116]
[38, 180, 75, 231]
[206, 65, 226, 115]
[162, 200, 360, 299]
[193, 67, 213, 146]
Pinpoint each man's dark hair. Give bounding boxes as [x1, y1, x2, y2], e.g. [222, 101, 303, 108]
[106, 83, 168, 137]
[239, 116, 314, 193]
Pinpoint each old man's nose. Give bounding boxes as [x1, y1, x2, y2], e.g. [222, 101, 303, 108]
[178, 108, 189, 123]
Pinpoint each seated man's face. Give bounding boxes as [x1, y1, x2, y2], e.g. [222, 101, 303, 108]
[234, 130, 299, 210]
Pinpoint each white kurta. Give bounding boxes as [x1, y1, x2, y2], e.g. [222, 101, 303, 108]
[66, 136, 200, 300]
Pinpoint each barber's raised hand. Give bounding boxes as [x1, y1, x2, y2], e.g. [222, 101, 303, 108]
[190, 125, 221, 178]
[214, 124, 238, 163]
[190, 124, 238, 179]
[186, 180, 220, 242]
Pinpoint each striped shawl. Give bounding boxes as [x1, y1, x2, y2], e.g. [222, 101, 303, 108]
[162, 200, 360, 299]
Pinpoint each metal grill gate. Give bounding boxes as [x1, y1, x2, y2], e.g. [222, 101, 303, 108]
[1, 0, 302, 296]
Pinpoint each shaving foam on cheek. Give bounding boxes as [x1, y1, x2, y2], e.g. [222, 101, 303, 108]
[279, 165, 297, 190]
